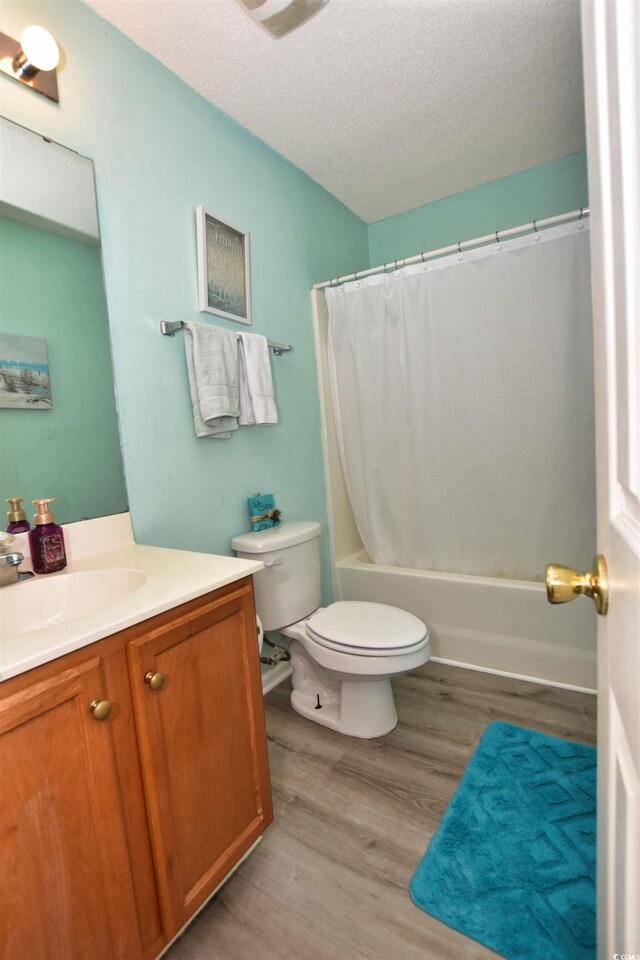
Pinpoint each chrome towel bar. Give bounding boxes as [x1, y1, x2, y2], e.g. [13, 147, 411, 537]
[159, 320, 293, 356]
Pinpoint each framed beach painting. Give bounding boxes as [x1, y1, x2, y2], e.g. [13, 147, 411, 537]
[0, 333, 52, 409]
[196, 206, 251, 325]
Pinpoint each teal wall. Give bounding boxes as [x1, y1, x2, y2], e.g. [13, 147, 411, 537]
[367, 152, 589, 266]
[0, 1, 368, 597]
[0, 215, 128, 524]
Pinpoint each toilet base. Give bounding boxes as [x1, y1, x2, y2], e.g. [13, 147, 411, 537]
[288, 640, 398, 738]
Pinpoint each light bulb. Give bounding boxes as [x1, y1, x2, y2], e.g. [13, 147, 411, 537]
[20, 26, 59, 71]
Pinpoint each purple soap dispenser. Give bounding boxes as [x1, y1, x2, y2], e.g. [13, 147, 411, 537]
[5, 497, 30, 534]
[28, 498, 67, 574]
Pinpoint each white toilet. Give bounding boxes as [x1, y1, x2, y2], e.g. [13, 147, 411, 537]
[231, 521, 430, 738]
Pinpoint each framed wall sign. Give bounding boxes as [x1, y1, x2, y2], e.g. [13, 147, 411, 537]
[196, 206, 251, 325]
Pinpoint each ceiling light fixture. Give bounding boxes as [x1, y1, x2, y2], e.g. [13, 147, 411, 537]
[0, 25, 60, 102]
[236, 0, 328, 38]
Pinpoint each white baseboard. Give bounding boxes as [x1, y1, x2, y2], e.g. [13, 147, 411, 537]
[430, 656, 597, 695]
[262, 661, 293, 695]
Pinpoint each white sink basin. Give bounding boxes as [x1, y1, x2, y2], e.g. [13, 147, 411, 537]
[1, 568, 147, 635]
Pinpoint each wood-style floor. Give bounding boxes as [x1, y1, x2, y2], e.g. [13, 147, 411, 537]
[166, 661, 597, 960]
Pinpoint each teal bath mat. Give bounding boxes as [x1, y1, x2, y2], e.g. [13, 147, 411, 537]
[410, 722, 596, 960]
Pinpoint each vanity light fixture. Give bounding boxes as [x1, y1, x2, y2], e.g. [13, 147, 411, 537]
[0, 25, 60, 102]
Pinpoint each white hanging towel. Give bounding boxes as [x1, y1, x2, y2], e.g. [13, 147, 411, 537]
[238, 332, 278, 425]
[183, 321, 240, 438]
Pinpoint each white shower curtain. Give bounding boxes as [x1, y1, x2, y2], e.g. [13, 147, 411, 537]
[326, 222, 596, 580]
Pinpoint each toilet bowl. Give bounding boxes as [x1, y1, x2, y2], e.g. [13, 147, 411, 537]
[231, 522, 430, 738]
[281, 601, 430, 737]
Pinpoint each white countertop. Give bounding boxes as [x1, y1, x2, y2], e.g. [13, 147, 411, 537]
[0, 514, 263, 682]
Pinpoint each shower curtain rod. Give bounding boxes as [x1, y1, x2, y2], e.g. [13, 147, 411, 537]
[314, 207, 590, 290]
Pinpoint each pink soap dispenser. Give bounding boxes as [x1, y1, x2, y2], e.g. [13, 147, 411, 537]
[5, 497, 30, 534]
[29, 498, 67, 574]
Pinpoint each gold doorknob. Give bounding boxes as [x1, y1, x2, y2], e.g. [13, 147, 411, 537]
[144, 671, 165, 690]
[545, 555, 608, 615]
[89, 699, 112, 720]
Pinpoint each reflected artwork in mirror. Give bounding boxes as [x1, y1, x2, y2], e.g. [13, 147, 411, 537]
[0, 118, 128, 526]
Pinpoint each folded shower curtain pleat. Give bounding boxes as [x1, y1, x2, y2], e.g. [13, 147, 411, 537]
[183, 321, 240, 438]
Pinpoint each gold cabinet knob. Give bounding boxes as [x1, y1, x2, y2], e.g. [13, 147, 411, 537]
[545, 555, 608, 615]
[89, 699, 112, 721]
[144, 671, 165, 690]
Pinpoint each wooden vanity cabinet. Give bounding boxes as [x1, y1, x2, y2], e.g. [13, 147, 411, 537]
[127, 579, 273, 932]
[0, 576, 272, 960]
[0, 654, 147, 960]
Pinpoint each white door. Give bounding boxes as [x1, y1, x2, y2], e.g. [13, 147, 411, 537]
[581, 0, 640, 954]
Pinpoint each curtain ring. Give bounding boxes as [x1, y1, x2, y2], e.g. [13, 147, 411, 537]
[421, 251, 426, 262]
[533, 220, 538, 232]
[495, 230, 500, 244]
[457, 241, 462, 254]
[579, 207, 584, 220]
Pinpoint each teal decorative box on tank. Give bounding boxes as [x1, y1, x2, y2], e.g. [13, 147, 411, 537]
[247, 493, 281, 531]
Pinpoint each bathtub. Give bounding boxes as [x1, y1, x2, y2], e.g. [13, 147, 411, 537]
[334, 551, 597, 692]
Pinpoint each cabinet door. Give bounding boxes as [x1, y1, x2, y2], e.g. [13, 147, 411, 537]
[127, 581, 273, 935]
[0, 657, 141, 960]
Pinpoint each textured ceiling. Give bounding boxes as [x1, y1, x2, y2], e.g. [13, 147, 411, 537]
[84, 0, 585, 223]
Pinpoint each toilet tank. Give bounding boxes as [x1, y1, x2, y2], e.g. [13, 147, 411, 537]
[231, 521, 322, 631]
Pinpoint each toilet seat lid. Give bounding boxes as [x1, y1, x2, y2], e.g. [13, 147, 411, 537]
[306, 601, 427, 653]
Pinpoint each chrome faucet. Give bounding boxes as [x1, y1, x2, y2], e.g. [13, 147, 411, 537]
[0, 552, 34, 586]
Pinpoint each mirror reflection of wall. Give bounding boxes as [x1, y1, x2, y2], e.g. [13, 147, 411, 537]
[0, 118, 128, 526]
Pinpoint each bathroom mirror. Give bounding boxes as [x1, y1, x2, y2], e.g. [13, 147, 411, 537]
[0, 117, 128, 526]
